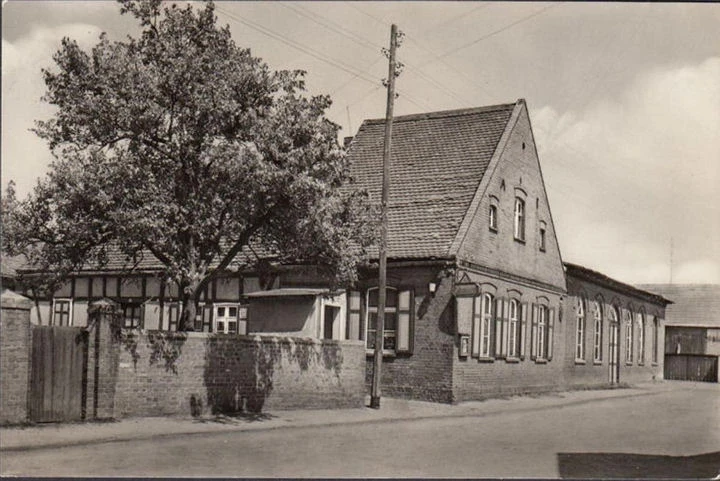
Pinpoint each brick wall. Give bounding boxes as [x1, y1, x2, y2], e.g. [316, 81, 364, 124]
[451, 271, 567, 401]
[456, 102, 567, 292]
[113, 331, 365, 418]
[564, 275, 666, 388]
[362, 266, 456, 404]
[0, 290, 32, 424]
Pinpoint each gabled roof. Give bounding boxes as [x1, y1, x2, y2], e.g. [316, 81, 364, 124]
[18, 101, 520, 275]
[635, 284, 720, 326]
[564, 262, 672, 306]
[347, 102, 517, 260]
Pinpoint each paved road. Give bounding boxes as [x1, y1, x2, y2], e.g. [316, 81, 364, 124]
[2, 382, 719, 478]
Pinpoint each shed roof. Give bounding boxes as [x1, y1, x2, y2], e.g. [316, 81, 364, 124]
[245, 288, 330, 298]
[635, 284, 720, 326]
[347, 102, 517, 260]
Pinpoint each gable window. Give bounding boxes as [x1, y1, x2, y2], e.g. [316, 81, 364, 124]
[637, 312, 645, 365]
[624, 310, 634, 363]
[593, 301, 603, 363]
[121, 302, 143, 328]
[508, 299, 520, 358]
[514, 198, 525, 241]
[214, 304, 247, 334]
[575, 297, 586, 361]
[52, 298, 72, 326]
[489, 205, 498, 231]
[539, 221, 547, 252]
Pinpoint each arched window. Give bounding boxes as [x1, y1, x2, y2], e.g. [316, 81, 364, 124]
[508, 299, 520, 358]
[489, 204, 498, 231]
[624, 309, 634, 363]
[575, 297, 586, 361]
[592, 300, 603, 362]
[652, 317, 659, 363]
[514, 198, 526, 241]
[637, 311, 645, 364]
[537, 305, 547, 358]
[480, 293, 494, 357]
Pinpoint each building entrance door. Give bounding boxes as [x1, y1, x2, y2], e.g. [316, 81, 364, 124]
[609, 321, 620, 384]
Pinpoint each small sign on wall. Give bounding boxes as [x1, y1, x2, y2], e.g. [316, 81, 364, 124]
[459, 333, 470, 357]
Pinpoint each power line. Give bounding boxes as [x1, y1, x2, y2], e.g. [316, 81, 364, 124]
[436, 4, 559, 60]
[216, 6, 431, 111]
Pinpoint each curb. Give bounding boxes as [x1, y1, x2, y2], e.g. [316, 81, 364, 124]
[0, 387, 671, 453]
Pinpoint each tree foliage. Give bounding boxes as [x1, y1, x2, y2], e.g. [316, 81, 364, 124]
[3, 0, 376, 329]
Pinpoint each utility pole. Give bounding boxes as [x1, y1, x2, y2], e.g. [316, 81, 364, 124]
[370, 23, 399, 410]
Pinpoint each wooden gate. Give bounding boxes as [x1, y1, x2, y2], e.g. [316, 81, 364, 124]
[29, 326, 88, 422]
[664, 354, 719, 382]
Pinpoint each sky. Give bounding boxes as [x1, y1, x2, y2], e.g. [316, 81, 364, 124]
[2, 1, 719, 285]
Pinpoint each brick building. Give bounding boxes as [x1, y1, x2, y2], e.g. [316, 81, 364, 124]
[12, 99, 671, 403]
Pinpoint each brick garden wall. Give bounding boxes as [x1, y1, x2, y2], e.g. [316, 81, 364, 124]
[113, 331, 366, 418]
[0, 291, 32, 424]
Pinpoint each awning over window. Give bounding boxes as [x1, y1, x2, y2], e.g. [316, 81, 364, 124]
[244, 288, 331, 298]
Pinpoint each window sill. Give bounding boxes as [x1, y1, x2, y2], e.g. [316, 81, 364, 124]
[366, 350, 396, 358]
[514, 237, 526, 245]
[593, 360, 603, 366]
[534, 358, 548, 364]
[505, 357, 520, 364]
[478, 357, 495, 363]
[625, 361, 634, 366]
[651, 362, 659, 367]
[575, 359, 586, 365]
[489, 227, 498, 234]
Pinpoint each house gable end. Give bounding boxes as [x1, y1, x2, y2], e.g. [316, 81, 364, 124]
[452, 100, 566, 291]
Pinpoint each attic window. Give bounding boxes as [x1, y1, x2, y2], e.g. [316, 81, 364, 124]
[514, 197, 526, 242]
[539, 222, 547, 252]
[489, 205, 498, 232]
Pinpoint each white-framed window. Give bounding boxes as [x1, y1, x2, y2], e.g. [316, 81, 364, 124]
[121, 302, 143, 328]
[637, 312, 645, 364]
[537, 305, 547, 359]
[52, 298, 73, 326]
[593, 300, 603, 362]
[366, 287, 398, 352]
[480, 293, 494, 357]
[575, 297, 586, 361]
[508, 299, 520, 358]
[531, 303, 554, 361]
[489, 204, 498, 231]
[514, 197, 526, 241]
[652, 317, 659, 364]
[214, 304, 247, 334]
[625, 310, 634, 363]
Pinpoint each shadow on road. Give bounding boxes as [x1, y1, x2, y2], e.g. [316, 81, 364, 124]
[192, 412, 275, 425]
[557, 451, 720, 479]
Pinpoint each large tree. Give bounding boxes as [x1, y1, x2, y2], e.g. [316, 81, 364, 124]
[4, 0, 375, 330]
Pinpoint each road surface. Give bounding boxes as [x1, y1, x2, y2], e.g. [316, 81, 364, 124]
[2, 382, 719, 477]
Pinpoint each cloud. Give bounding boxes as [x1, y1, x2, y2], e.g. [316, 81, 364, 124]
[532, 57, 720, 284]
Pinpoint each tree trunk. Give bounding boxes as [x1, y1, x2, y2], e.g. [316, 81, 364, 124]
[178, 282, 200, 332]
